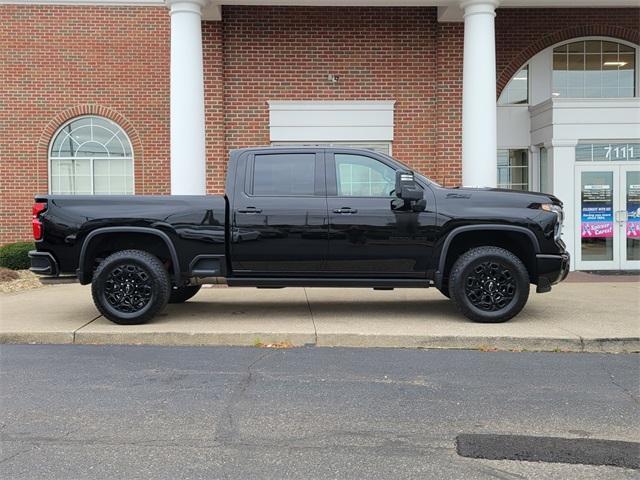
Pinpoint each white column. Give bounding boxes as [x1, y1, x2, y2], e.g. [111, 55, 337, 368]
[460, 0, 499, 187]
[167, 0, 208, 195]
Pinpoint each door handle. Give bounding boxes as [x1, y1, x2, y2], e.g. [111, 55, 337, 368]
[615, 210, 628, 222]
[333, 207, 358, 214]
[238, 207, 262, 214]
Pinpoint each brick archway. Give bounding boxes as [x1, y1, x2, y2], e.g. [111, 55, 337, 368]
[37, 104, 144, 192]
[497, 25, 640, 97]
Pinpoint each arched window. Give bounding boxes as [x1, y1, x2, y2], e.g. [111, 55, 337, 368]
[552, 39, 636, 98]
[498, 66, 529, 105]
[49, 116, 134, 195]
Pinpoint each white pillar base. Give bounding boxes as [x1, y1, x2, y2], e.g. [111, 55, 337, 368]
[167, 0, 208, 195]
[460, 0, 499, 187]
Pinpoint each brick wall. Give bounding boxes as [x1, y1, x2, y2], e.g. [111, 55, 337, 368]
[0, 5, 170, 243]
[209, 6, 443, 191]
[1, 4, 638, 244]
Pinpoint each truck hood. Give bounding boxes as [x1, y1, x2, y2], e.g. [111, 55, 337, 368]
[446, 186, 563, 208]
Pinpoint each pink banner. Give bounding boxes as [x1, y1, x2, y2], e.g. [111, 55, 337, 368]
[628, 222, 640, 239]
[581, 222, 614, 238]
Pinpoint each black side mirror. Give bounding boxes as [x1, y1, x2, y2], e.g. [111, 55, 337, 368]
[395, 171, 423, 202]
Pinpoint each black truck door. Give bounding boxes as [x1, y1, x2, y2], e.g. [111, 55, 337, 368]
[230, 149, 328, 275]
[325, 150, 437, 277]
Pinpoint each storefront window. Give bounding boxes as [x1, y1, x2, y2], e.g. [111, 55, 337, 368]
[497, 149, 529, 191]
[553, 40, 636, 98]
[498, 66, 528, 105]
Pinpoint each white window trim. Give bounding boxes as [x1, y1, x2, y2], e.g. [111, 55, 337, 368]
[268, 100, 395, 144]
[48, 115, 135, 195]
[271, 141, 392, 155]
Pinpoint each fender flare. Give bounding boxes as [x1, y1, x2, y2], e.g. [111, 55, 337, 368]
[435, 224, 541, 288]
[77, 226, 181, 284]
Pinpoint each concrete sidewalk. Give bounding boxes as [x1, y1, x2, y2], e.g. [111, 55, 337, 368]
[1, 281, 638, 352]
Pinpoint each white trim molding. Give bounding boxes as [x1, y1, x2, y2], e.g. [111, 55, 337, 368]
[268, 101, 395, 143]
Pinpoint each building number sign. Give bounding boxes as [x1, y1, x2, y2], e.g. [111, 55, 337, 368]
[576, 142, 640, 162]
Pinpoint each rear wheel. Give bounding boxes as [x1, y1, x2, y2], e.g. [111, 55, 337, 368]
[169, 285, 202, 304]
[91, 249, 170, 325]
[449, 246, 530, 323]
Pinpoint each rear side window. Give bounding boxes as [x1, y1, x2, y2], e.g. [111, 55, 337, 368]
[252, 153, 316, 196]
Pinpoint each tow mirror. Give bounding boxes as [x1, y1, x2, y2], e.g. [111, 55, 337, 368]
[395, 171, 423, 202]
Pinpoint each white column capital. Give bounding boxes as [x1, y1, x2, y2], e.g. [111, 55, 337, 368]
[165, 0, 209, 16]
[459, 0, 500, 17]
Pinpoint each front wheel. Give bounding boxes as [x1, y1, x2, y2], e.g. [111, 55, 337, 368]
[91, 250, 170, 325]
[449, 246, 530, 323]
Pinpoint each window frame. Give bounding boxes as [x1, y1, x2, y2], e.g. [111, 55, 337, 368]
[245, 151, 325, 198]
[498, 65, 530, 106]
[551, 37, 638, 99]
[48, 115, 135, 196]
[325, 149, 402, 198]
[497, 148, 530, 191]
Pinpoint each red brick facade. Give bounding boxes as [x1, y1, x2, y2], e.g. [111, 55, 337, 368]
[1, 4, 638, 243]
[0, 5, 170, 243]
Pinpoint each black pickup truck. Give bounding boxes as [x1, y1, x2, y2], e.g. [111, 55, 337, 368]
[29, 147, 569, 325]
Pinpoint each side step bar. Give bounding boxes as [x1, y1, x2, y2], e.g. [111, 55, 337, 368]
[226, 277, 432, 288]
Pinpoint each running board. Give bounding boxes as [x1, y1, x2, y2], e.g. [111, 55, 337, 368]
[226, 277, 431, 288]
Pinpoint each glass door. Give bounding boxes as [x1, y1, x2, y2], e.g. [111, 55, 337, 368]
[575, 166, 619, 270]
[621, 166, 640, 269]
[575, 164, 640, 270]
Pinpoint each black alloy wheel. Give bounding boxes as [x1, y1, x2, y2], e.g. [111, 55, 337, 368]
[463, 260, 516, 311]
[449, 246, 530, 323]
[92, 249, 170, 325]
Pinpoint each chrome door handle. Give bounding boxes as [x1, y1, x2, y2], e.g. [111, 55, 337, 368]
[333, 207, 358, 214]
[238, 207, 262, 214]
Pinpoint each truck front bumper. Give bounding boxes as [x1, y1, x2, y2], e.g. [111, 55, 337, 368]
[28, 250, 59, 276]
[535, 252, 570, 293]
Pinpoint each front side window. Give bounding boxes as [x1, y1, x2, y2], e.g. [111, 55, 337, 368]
[498, 66, 529, 105]
[553, 39, 636, 98]
[335, 154, 395, 197]
[252, 153, 316, 196]
[49, 116, 133, 195]
[497, 149, 529, 191]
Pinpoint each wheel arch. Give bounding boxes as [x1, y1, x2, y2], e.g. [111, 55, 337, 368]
[78, 227, 181, 285]
[435, 225, 541, 289]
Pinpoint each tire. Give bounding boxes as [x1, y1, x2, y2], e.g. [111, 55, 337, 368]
[91, 249, 170, 325]
[449, 246, 530, 323]
[169, 285, 202, 304]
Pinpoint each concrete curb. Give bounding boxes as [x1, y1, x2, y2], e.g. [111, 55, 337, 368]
[2, 330, 638, 353]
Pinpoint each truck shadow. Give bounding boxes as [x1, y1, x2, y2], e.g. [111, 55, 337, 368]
[162, 297, 476, 325]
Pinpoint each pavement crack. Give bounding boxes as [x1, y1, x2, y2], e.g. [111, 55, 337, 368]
[599, 358, 639, 406]
[215, 350, 277, 443]
[303, 288, 318, 346]
[72, 314, 102, 343]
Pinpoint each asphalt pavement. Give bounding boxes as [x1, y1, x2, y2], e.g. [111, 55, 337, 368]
[0, 345, 638, 479]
